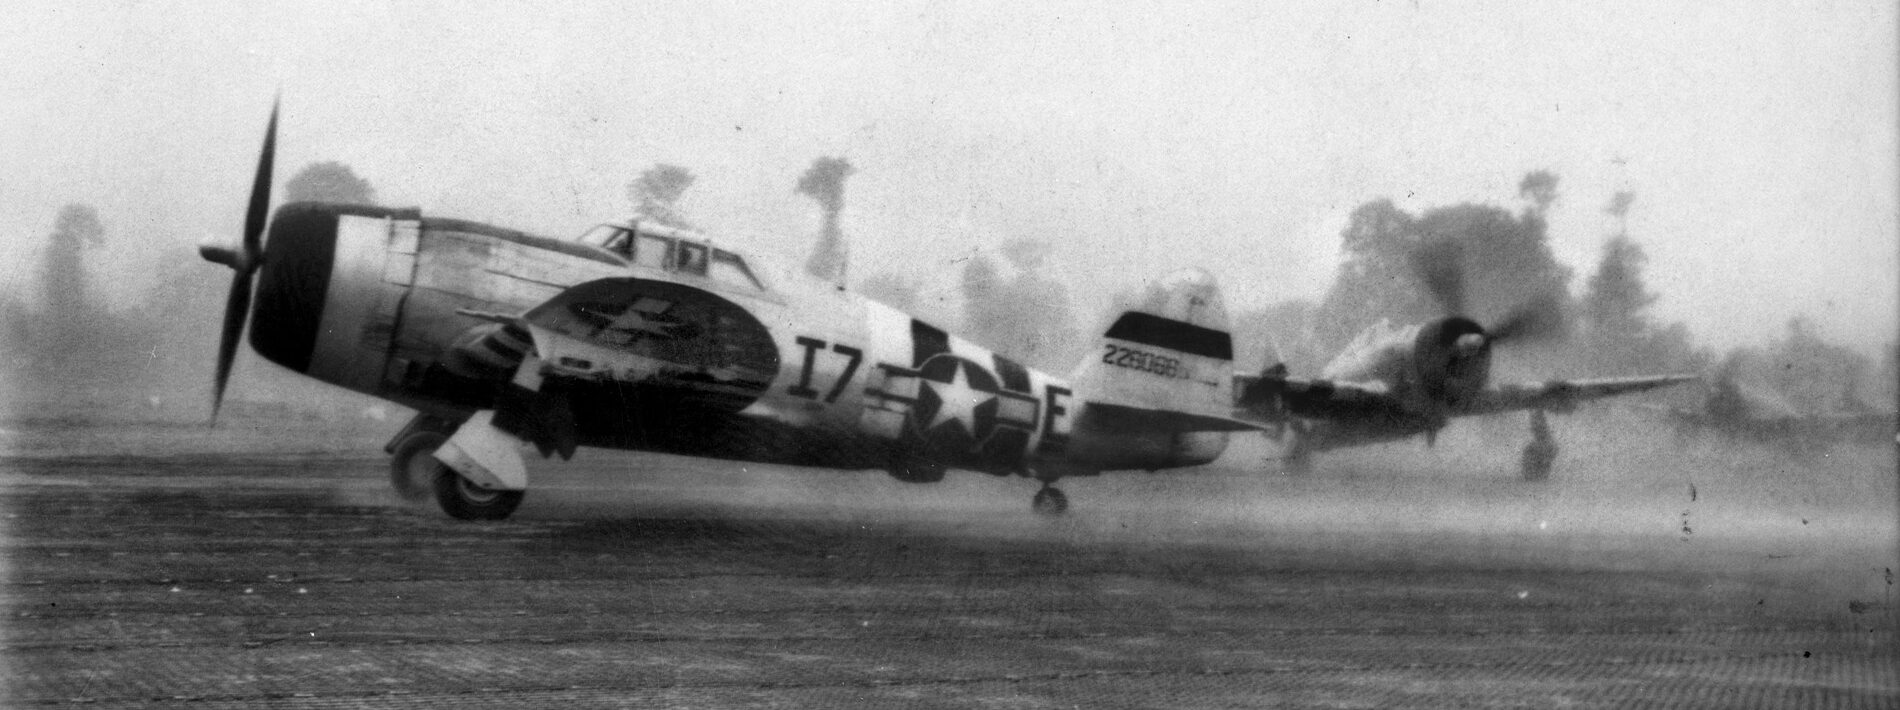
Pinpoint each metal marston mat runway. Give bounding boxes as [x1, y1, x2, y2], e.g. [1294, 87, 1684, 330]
[1, 423, 1895, 708]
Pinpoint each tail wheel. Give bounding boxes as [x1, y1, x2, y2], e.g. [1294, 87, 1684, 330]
[1031, 486, 1069, 516]
[433, 468, 525, 521]
[388, 431, 449, 503]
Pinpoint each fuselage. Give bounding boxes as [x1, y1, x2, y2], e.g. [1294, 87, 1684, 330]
[249, 202, 1223, 479]
[1290, 317, 1492, 451]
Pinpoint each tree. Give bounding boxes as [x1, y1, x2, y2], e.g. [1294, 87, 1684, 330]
[1311, 183, 1574, 363]
[1873, 343, 1899, 413]
[797, 156, 855, 283]
[1762, 316, 1870, 414]
[1577, 192, 1707, 380]
[1413, 202, 1572, 332]
[1, 203, 168, 417]
[958, 242, 1082, 371]
[1604, 190, 1636, 234]
[1311, 198, 1429, 356]
[1518, 169, 1559, 216]
[1002, 270, 1081, 370]
[1579, 235, 1700, 377]
[285, 161, 377, 204]
[40, 203, 106, 326]
[1232, 299, 1322, 374]
[628, 163, 696, 229]
[856, 272, 920, 311]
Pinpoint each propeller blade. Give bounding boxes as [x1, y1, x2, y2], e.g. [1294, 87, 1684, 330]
[211, 270, 254, 422]
[243, 99, 279, 265]
[1410, 240, 1466, 316]
[1489, 293, 1566, 345]
[210, 99, 279, 425]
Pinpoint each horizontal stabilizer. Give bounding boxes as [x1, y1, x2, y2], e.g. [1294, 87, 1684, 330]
[1083, 401, 1266, 434]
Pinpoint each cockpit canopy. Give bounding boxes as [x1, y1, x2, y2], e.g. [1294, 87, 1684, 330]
[578, 222, 766, 293]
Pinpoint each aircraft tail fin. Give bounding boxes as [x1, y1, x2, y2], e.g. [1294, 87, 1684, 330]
[1073, 268, 1235, 424]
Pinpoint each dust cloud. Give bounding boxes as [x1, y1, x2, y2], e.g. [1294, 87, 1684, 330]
[414, 405, 1894, 608]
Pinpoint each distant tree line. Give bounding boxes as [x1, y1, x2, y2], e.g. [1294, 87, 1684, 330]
[15, 156, 1878, 426]
[0, 162, 383, 421]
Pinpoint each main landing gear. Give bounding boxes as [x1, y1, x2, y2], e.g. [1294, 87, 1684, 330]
[385, 412, 527, 521]
[1521, 409, 1557, 482]
[1279, 421, 1313, 475]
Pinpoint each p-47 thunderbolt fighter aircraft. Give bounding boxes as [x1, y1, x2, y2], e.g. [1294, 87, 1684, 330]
[1232, 245, 1694, 480]
[201, 106, 1258, 520]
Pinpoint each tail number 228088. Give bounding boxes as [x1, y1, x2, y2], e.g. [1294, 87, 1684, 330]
[1102, 344, 1189, 380]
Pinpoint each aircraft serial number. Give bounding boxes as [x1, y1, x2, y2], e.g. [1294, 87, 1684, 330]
[1102, 344, 1189, 379]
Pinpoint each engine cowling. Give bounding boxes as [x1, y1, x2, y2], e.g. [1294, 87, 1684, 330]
[1411, 316, 1490, 408]
[251, 203, 419, 396]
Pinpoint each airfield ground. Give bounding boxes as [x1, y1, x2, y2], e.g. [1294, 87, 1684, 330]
[1, 415, 1895, 708]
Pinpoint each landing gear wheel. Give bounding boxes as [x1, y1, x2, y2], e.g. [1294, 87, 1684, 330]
[433, 469, 525, 521]
[388, 431, 449, 503]
[1031, 485, 1069, 516]
[1521, 440, 1556, 482]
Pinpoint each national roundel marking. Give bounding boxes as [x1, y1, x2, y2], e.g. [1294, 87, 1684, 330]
[907, 353, 1003, 452]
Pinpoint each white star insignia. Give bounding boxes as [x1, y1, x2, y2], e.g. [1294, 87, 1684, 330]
[923, 361, 994, 433]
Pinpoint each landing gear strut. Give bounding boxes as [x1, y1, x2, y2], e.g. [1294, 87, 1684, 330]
[1281, 421, 1313, 475]
[1031, 484, 1069, 516]
[1521, 409, 1556, 482]
[426, 409, 530, 520]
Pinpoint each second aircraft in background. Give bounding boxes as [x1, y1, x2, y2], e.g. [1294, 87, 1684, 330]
[1233, 243, 1694, 480]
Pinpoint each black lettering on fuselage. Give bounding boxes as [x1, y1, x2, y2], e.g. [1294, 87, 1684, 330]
[824, 345, 863, 403]
[1038, 384, 1072, 454]
[789, 336, 865, 404]
[789, 336, 826, 399]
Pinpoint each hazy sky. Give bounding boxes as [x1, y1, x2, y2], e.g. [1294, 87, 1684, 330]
[3, 1, 1894, 357]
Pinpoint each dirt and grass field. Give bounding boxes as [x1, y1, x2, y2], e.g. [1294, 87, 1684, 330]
[1, 413, 1893, 708]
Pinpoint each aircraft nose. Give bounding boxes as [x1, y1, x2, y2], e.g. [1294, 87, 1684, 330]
[248, 203, 340, 373]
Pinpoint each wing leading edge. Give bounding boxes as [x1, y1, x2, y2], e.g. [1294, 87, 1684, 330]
[1459, 374, 1699, 416]
[1233, 372, 1698, 424]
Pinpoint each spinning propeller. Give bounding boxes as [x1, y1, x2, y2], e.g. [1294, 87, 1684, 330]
[198, 100, 278, 422]
[1410, 240, 1564, 350]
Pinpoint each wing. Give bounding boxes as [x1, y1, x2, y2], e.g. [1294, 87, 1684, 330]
[443, 278, 787, 460]
[515, 277, 780, 402]
[1460, 374, 1697, 416]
